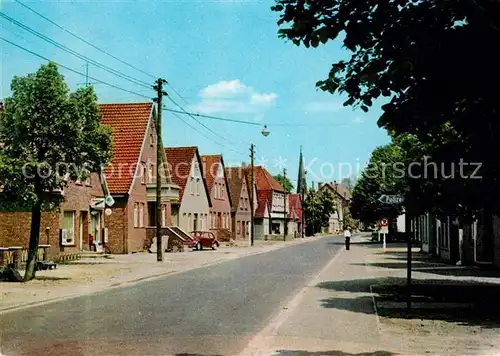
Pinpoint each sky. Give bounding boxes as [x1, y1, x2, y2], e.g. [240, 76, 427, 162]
[0, 0, 390, 189]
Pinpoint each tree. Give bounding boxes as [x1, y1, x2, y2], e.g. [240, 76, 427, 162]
[272, 0, 500, 220]
[350, 143, 405, 229]
[273, 174, 294, 193]
[303, 188, 336, 235]
[0, 62, 112, 281]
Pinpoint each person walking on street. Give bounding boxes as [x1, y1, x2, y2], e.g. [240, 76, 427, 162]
[344, 226, 351, 250]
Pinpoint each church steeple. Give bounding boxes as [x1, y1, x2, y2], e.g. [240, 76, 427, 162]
[297, 146, 307, 194]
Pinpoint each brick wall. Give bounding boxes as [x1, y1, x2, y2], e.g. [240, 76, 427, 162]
[104, 199, 128, 254]
[0, 173, 105, 259]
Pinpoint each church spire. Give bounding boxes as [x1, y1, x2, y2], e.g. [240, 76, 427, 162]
[297, 146, 307, 194]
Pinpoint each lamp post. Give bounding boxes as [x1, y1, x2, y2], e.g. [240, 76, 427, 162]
[250, 125, 270, 247]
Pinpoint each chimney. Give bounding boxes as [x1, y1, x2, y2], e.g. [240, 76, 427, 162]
[334, 180, 338, 191]
[242, 162, 247, 168]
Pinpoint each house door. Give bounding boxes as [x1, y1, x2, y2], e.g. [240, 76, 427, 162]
[91, 212, 101, 244]
[79, 213, 84, 250]
[193, 213, 198, 231]
[217, 213, 222, 228]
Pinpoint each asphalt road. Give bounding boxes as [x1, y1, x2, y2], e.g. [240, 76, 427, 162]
[0, 235, 344, 356]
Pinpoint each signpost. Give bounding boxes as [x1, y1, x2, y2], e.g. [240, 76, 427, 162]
[378, 194, 404, 205]
[379, 218, 389, 249]
[378, 194, 412, 309]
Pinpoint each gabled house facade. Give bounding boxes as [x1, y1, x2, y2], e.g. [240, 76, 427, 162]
[255, 191, 271, 238]
[287, 193, 303, 236]
[165, 147, 211, 233]
[201, 155, 232, 239]
[318, 181, 352, 234]
[254, 166, 288, 238]
[0, 172, 108, 260]
[100, 103, 179, 254]
[226, 167, 251, 240]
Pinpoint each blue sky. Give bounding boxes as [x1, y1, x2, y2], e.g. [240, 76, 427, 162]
[0, 0, 390, 188]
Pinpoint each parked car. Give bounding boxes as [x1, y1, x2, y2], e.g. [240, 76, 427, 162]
[188, 231, 220, 251]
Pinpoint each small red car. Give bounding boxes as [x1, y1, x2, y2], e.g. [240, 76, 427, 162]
[188, 231, 220, 250]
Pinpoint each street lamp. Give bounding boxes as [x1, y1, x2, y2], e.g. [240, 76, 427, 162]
[250, 125, 271, 246]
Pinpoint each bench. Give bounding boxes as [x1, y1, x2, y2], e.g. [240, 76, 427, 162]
[36, 260, 57, 271]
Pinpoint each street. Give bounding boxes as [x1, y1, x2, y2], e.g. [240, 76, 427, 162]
[0, 235, 343, 356]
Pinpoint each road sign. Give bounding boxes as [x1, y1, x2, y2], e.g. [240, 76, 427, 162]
[380, 218, 389, 227]
[378, 194, 404, 205]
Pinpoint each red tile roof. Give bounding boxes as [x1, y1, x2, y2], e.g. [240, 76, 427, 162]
[288, 193, 302, 221]
[255, 190, 271, 218]
[99, 102, 153, 194]
[254, 166, 285, 192]
[200, 155, 221, 193]
[164, 146, 198, 202]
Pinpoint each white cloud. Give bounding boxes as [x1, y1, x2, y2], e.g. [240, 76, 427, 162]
[352, 117, 364, 124]
[250, 93, 279, 106]
[192, 80, 278, 114]
[305, 101, 343, 113]
[200, 80, 250, 99]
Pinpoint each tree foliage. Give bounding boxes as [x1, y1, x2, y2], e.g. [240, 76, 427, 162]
[0, 62, 112, 281]
[272, 0, 500, 219]
[304, 188, 336, 234]
[274, 173, 294, 193]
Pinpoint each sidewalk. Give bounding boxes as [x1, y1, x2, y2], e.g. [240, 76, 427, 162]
[242, 236, 500, 356]
[0, 235, 319, 313]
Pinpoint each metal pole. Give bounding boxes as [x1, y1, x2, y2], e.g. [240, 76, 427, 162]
[406, 209, 412, 309]
[155, 78, 167, 262]
[250, 144, 255, 247]
[283, 168, 287, 242]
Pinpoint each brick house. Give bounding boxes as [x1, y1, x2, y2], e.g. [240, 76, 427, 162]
[100, 103, 179, 254]
[165, 146, 211, 233]
[254, 190, 271, 238]
[226, 166, 251, 240]
[201, 155, 232, 239]
[253, 166, 288, 238]
[0, 172, 108, 260]
[287, 193, 303, 237]
[318, 181, 352, 233]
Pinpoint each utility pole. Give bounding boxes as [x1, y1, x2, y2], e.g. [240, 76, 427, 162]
[154, 78, 167, 262]
[250, 144, 255, 247]
[283, 168, 287, 242]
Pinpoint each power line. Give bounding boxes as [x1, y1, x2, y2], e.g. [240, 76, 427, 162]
[165, 83, 191, 106]
[170, 111, 245, 156]
[13, 0, 157, 80]
[0, 36, 152, 100]
[0, 12, 151, 89]
[164, 108, 261, 126]
[165, 96, 239, 146]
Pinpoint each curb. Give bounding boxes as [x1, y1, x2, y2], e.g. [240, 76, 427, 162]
[0, 235, 332, 315]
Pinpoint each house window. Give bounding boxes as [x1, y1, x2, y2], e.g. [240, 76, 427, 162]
[61, 211, 75, 246]
[148, 165, 154, 184]
[196, 178, 200, 195]
[149, 133, 154, 147]
[134, 203, 139, 227]
[190, 177, 194, 195]
[237, 221, 240, 234]
[141, 164, 146, 184]
[139, 203, 144, 227]
[85, 176, 91, 186]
